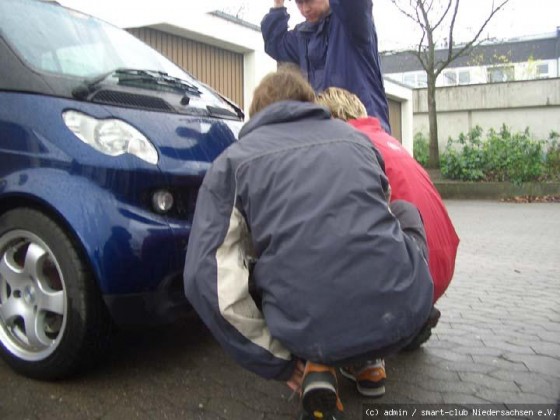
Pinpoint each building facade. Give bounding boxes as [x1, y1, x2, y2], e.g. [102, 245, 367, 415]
[381, 29, 560, 89]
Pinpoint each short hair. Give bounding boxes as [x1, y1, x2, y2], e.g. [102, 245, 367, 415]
[316, 87, 367, 121]
[248, 66, 316, 117]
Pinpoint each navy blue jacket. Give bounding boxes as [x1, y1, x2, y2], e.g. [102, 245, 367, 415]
[184, 101, 433, 381]
[261, 0, 391, 133]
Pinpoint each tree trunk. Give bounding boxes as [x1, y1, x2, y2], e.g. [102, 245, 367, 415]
[427, 74, 440, 168]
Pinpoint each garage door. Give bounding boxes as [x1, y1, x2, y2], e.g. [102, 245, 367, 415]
[128, 27, 244, 108]
[388, 98, 402, 142]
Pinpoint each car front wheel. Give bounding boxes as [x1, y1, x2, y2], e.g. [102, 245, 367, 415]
[0, 208, 112, 380]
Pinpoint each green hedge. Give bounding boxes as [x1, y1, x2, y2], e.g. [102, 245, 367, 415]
[413, 126, 560, 184]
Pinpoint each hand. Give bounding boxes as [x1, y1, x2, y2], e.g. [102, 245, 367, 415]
[285, 360, 305, 393]
[385, 184, 392, 202]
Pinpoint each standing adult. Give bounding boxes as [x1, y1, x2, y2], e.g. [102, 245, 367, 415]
[261, 0, 392, 133]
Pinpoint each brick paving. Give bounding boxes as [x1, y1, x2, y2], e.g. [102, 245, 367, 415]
[363, 200, 560, 412]
[0, 200, 559, 419]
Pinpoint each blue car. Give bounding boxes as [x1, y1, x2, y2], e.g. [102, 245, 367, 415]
[0, 0, 242, 379]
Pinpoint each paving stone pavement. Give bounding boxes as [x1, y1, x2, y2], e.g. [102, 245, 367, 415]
[374, 201, 560, 412]
[0, 200, 559, 420]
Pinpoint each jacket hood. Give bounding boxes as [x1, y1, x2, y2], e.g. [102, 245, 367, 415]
[239, 101, 331, 139]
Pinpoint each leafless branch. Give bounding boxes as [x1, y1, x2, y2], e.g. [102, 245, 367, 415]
[432, 0, 453, 32]
[435, 0, 511, 76]
[406, 31, 429, 73]
[445, 0, 460, 62]
[389, 0, 421, 25]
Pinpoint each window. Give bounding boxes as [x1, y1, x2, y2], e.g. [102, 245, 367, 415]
[443, 71, 457, 86]
[403, 73, 416, 87]
[537, 63, 549, 79]
[0, 0, 236, 111]
[402, 71, 428, 88]
[417, 72, 428, 88]
[487, 66, 515, 83]
[458, 70, 471, 85]
[439, 69, 471, 86]
[1, 0, 198, 79]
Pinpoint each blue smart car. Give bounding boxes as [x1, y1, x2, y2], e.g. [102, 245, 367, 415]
[0, 0, 242, 379]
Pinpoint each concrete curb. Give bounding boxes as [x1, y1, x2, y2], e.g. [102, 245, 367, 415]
[433, 181, 560, 200]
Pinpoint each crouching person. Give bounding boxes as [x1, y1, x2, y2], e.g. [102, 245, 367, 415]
[183, 67, 434, 420]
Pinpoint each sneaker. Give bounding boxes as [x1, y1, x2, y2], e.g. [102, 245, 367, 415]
[298, 409, 344, 420]
[340, 359, 386, 397]
[301, 362, 344, 419]
[402, 306, 441, 351]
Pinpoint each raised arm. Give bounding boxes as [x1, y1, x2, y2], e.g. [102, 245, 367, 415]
[261, 2, 300, 63]
[330, 0, 377, 45]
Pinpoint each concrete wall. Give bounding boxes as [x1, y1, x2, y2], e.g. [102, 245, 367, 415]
[413, 78, 560, 148]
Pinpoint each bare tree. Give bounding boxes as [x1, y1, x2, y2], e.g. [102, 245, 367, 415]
[389, 0, 511, 168]
[220, 2, 247, 19]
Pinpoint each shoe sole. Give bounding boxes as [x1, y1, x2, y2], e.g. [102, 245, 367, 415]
[298, 409, 344, 420]
[427, 307, 441, 328]
[302, 381, 338, 417]
[403, 307, 442, 351]
[339, 368, 385, 398]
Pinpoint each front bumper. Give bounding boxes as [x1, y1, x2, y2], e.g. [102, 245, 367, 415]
[103, 269, 192, 326]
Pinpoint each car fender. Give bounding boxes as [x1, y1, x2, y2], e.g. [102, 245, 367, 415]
[0, 167, 188, 295]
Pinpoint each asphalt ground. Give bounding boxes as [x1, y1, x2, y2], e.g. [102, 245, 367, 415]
[0, 200, 559, 420]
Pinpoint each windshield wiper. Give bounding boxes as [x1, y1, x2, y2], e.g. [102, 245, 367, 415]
[202, 82, 245, 120]
[115, 69, 202, 95]
[72, 68, 202, 99]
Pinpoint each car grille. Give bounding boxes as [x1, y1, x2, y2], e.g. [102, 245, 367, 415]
[92, 90, 175, 112]
[172, 187, 199, 220]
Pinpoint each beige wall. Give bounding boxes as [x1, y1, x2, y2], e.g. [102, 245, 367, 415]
[388, 99, 402, 142]
[413, 77, 560, 147]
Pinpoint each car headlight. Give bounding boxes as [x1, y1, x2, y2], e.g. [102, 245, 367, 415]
[62, 110, 158, 165]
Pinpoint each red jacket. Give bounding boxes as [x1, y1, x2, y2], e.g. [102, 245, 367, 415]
[349, 117, 460, 302]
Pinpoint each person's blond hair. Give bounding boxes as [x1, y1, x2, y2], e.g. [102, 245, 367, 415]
[248, 65, 316, 117]
[316, 87, 367, 121]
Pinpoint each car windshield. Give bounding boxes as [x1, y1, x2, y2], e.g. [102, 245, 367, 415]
[0, 0, 235, 111]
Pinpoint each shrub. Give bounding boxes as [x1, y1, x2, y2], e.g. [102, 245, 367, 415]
[440, 126, 485, 181]
[440, 125, 555, 184]
[545, 131, 560, 181]
[413, 132, 429, 167]
[482, 125, 544, 184]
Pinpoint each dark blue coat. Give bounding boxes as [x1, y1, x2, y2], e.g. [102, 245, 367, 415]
[261, 0, 391, 133]
[184, 101, 433, 381]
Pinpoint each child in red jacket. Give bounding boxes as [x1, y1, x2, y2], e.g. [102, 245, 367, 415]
[316, 86, 460, 399]
[317, 87, 459, 304]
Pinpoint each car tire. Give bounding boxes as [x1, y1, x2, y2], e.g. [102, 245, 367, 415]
[0, 208, 112, 380]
